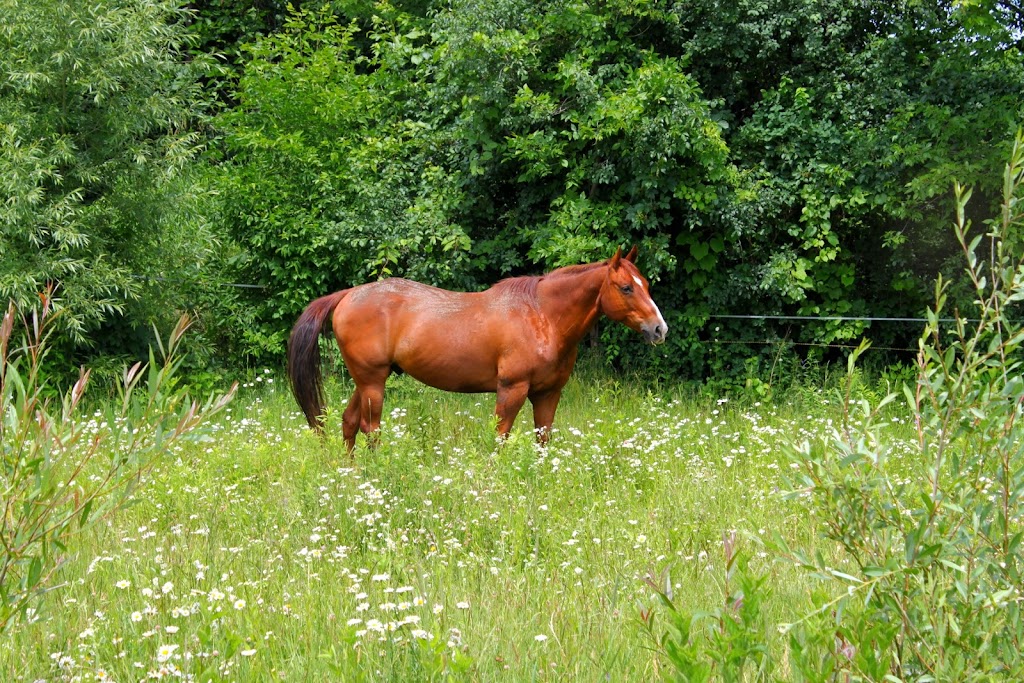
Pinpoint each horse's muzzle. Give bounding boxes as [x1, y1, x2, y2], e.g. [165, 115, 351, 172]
[642, 322, 668, 345]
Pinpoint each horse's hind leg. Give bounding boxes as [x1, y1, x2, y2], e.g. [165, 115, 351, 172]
[358, 381, 386, 447]
[341, 389, 361, 453]
[346, 363, 389, 448]
[341, 379, 386, 452]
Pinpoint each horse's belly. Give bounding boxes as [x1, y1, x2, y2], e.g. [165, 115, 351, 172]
[401, 359, 497, 393]
[393, 336, 498, 393]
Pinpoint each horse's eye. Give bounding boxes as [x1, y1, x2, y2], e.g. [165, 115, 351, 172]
[620, 285, 633, 295]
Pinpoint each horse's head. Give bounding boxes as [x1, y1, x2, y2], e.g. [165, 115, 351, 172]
[600, 246, 668, 345]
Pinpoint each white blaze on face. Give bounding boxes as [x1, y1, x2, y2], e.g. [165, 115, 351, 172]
[635, 275, 667, 333]
[650, 298, 667, 333]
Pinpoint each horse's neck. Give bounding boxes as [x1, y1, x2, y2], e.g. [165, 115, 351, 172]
[536, 265, 606, 346]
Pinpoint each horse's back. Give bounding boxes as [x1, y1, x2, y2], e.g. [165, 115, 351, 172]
[340, 278, 481, 318]
[330, 278, 541, 392]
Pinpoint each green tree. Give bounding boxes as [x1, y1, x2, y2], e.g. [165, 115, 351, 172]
[210, 5, 469, 362]
[188, 0, 290, 66]
[430, 0, 731, 272]
[664, 0, 1024, 378]
[0, 0, 213, 352]
[205, 0, 1023, 382]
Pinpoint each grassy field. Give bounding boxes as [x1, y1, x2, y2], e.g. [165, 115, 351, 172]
[2, 367, 915, 682]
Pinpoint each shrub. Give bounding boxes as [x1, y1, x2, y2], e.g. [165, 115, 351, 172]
[778, 132, 1024, 679]
[0, 294, 235, 631]
[643, 132, 1024, 679]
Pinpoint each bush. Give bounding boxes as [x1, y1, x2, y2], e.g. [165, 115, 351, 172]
[642, 133, 1024, 679]
[778, 132, 1024, 679]
[0, 294, 235, 631]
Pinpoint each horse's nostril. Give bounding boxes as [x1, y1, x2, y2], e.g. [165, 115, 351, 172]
[655, 325, 663, 335]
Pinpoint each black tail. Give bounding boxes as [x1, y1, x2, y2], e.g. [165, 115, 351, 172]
[287, 290, 348, 431]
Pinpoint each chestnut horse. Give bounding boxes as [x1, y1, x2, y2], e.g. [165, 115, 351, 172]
[287, 246, 667, 451]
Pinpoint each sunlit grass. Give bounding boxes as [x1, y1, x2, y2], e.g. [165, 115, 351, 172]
[2, 368, 918, 681]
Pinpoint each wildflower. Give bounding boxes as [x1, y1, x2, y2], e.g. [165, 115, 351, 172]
[233, 598, 246, 610]
[456, 601, 469, 610]
[156, 644, 178, 663]
[241, 649, 257, 657]
[535, 634, 548, 642]
[116, 580, 131, 590]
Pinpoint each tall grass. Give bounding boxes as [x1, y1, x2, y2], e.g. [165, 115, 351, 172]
[6, 137, 1022, 683]
[0, 368, 886, 681]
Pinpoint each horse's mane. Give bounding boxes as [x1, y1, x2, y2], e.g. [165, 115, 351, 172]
[490, 262, 606, 302]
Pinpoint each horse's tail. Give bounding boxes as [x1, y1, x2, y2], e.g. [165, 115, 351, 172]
[287, 290, 349, 431]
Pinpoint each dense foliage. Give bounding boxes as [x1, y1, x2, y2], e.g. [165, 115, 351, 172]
[206, 0, 1024, 382]
[636, 133, 1024, 682]
[0, 0, 216, 363]
[4, 0, 1023, 384]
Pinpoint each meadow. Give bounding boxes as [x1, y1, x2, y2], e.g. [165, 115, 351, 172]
[0, 364, 919, 682]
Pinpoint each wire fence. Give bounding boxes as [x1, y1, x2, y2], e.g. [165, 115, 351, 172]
[132, 275, 267, 290]
[707, 313, 971, 324]
[134, 274, 970, 355]
[702, 313, 959, 355]
[708, 338, 919, 353]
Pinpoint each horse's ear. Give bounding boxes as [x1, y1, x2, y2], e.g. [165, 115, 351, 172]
[625, 245, 638, 263]
[609, 246, 623, 269]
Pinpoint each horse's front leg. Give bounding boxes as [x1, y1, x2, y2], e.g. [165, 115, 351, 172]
[529, 388, 563, 446]
[494, 380, 529, 440]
